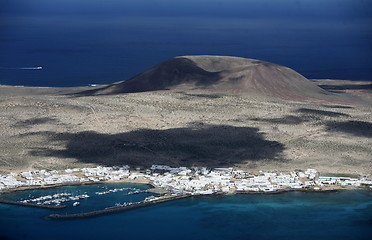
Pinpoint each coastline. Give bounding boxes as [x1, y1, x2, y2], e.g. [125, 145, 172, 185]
[1, 165, 371, 220]
[0, 177, 151, 195]
[0, 175, 370, 220]
[0, 179, 362, 195]
[0, 177, 359, 196]
[0, 175, 367, 197]
[1, 166, 371, 197]
[0, 175, 369, 197]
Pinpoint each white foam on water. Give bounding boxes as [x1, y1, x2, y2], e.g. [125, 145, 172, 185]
[0, 66, 42, 70]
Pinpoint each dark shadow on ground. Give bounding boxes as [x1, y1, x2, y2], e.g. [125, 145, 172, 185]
[13, 117, 58, 128]
[321, 105, 353, 109]
[27, 125, 285, 167]
[180, 93, 224, 99]
[69, 85, 112, 97]
[250, 107, 349, 125]
[295, 108, 350, 117]
[326, 120, 372, 138]
[251, 116, 306, 125]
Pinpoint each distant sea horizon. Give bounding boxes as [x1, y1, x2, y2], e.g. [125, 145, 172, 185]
[1, 0, 371, 87]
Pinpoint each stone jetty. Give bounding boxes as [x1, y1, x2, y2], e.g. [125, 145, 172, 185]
[48, 194, 191, 219]
[0, 199, 66, 209]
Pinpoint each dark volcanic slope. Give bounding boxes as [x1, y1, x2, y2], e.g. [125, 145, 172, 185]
[92, 55, 334, 101]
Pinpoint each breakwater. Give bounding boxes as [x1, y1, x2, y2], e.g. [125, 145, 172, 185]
[48, 195, 191, 219]
[0, 199, 66, 209]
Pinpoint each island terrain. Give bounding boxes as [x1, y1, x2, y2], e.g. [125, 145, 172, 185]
[0, 55, 371, 177]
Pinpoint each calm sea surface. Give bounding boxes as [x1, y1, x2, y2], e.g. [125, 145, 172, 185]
[0, 183, 371, 240]
[1, 0, 371, 87]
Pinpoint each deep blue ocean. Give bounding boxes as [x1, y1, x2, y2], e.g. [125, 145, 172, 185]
[0, 183, 371, 240]
[0, 0, 371, 87]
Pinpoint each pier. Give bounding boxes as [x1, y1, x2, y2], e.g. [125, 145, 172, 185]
[0, 199, 66, 209]
[48, 194, 191, 219]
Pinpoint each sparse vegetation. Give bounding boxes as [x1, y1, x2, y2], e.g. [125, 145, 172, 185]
[0, 56, 371, 175]
[0, 85, 371, 175]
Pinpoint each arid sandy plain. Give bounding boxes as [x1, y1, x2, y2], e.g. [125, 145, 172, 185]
[0, 81, 370, 176]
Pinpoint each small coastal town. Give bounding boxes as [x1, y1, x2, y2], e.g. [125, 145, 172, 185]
[1, 165, 371, 196]
[0, 165, 372, 219]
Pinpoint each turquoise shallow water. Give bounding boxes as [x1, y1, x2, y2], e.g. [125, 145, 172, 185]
[0, 184, 371, 240]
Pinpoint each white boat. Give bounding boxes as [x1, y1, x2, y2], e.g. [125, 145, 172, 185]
[72, 202, 80, 207]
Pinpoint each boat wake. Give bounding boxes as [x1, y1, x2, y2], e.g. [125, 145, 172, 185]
[0, 66, 43, 70]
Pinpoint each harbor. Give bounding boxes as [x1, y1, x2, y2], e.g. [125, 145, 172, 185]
[47, 194, 191, 219]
